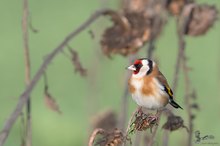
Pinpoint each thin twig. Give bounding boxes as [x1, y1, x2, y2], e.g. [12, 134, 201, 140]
[0, 9, 111, 146]
[182, 54, 193, 146]
[118, 55, 136, 132]
[178, 6, 197, 145]
[22, 0, 32, 146]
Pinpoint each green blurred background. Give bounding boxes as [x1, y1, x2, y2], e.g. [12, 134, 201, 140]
[0, 0, 219, 146]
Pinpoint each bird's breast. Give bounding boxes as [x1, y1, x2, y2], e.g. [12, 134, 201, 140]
[129, 77, 168, 109]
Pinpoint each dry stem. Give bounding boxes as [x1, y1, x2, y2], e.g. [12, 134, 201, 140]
[162, 4, 194, 146]
[22, 0, 32, 145]
[182, 54, 193, 146]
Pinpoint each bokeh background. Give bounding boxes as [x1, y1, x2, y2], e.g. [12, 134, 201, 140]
[0, 0, 219, 146]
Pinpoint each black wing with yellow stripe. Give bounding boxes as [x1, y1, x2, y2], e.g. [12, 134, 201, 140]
[156, 71, 183, 109]
[163, 86, 183, 109]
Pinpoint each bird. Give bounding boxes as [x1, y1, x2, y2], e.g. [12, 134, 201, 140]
[127, 58, 183, 114]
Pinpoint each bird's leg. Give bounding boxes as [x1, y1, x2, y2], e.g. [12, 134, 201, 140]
[147, 110, 159, 125]
[135, 106, 143, 117]
[137, 106, 143, 113]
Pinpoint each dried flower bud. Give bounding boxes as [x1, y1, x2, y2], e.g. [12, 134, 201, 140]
[191, 103, 200, 110]
[162, 115, 187, 131]
[184, 4, 218, 36]
[44, 91, 62, 114]
[129, 110, 158, 134]
[191, 114, 196, 120]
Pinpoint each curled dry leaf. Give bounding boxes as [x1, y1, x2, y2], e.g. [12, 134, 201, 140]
[44, 91, 62, 114]
[183, 4, 218, 36]
[162, 115, 188, 132]
[68, 47, 87, 76]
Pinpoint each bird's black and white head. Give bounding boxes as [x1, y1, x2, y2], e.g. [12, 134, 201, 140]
[127, 58, 155, 78]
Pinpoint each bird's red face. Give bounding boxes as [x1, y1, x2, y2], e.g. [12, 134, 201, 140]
[127, 59, 143, 74]
[127, 58, 154, 78]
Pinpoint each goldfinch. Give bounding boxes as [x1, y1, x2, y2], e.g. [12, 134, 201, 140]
[127, 58, 182, 111]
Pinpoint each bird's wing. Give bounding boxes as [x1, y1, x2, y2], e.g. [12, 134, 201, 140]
[156, 71, 183, 109]
[156, 71, 173, 98]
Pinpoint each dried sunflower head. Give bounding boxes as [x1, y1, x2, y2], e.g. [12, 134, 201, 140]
[128, 110, 158, 134]
[101, 11, 151, 57]
[183, 4, 218, 36]
[162, 115, 188, 131]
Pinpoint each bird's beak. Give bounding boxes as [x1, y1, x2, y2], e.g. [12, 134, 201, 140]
[127, 65, 136, 71]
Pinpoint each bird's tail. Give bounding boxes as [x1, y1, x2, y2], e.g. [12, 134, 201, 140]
[169, 99, 183, 109]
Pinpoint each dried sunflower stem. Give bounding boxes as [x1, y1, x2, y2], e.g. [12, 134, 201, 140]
[162, 21, 185, 146]
[22, 0, 32, 145]
[162, 6, 192, 145]
[182, 55, 193, 146]
[0, 9, 111, 146]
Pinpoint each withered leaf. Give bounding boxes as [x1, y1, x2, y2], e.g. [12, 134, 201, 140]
[44, 91, 62, 114]
[68, 46, 87, 76]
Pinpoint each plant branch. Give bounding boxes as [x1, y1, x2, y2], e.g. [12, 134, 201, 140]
[0, 9, 111, 146]
[162, 4, 194, 146]
[182, 53, 193, 146]
[22, 0, 32, 146]
[162, 17, 186, 146]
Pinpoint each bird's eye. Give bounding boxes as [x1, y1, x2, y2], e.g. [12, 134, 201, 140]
[134, 63, 142, 69]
